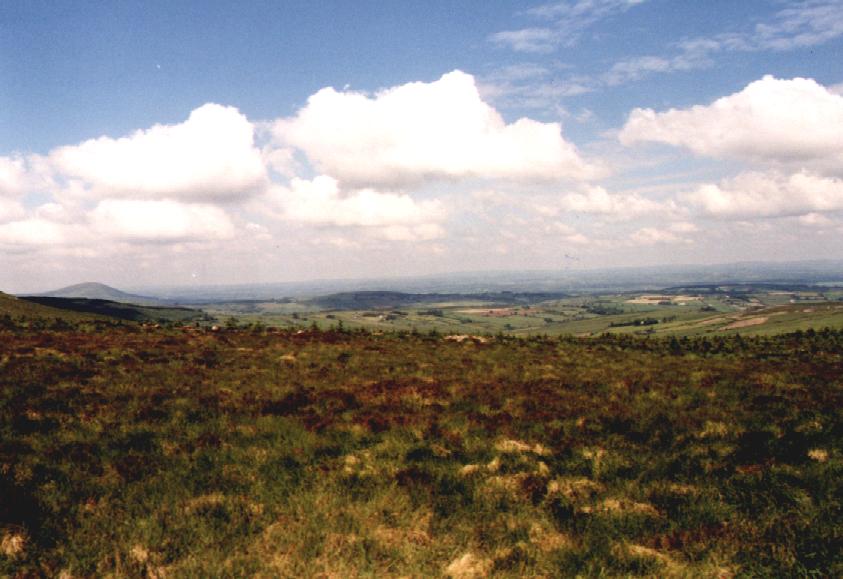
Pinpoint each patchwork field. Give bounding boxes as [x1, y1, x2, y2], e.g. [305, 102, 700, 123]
[199, 288, 843, 339]
[2, 324, 841, 576]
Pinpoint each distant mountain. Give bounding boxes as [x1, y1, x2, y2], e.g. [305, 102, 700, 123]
[33, 282, 163, 306]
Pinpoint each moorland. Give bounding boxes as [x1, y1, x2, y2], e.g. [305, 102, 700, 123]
[1, 293, 841, 576]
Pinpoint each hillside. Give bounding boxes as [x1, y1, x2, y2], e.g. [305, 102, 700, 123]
[19, 296, 205, 324]
[2, 326, 840, 576]
[0, 291, 110, 323]
[34, 282, 163, 306]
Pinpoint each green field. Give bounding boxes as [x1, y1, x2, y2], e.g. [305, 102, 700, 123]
[200, 287, 843, 339]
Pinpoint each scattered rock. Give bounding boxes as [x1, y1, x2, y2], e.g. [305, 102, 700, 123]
[444, 335, 489, 344]
[495, 439, 532, 453]
[495, 439, 551, 456]
[459, 464, 481, 476]
[445, 552, 491, 578]
[130, 544, 149, 564]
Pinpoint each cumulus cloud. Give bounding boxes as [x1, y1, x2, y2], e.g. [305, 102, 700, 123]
[272, 71, 597, 188]
[798, 213, 834, 227]
[629, 227, 689, 245]
[89, 199, 236, 242]
[0, 218, 67, 247]
[374, 224, 446, 242]
[668, 221, 699, 233]
[548, 223, 590, 244]
[268, 176, 446, 241]
[0, 198, 25, 224]
[685, 171, 843, 219]
[620, 76, 843, 174]
[0, 155, 55, 199]
[0, 156, 28, 198]
[559, 186, 668, 218]
[50, 104, 267, 201]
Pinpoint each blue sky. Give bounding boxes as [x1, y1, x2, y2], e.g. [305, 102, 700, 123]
[1, 1, 843, 291]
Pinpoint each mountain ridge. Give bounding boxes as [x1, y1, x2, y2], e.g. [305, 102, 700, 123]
[30, 282, 164, 306]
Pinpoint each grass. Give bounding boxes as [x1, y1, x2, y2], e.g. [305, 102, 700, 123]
[1, 323, 842, 576]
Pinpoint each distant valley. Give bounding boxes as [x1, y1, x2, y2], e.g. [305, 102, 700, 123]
[7, 261, 843, 336]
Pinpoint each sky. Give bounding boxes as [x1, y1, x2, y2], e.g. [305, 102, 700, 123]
[1, 0, 843, 293]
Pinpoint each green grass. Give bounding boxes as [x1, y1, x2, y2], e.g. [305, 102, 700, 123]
[2, 324, 842, 576]
[203, 293, 843, 341]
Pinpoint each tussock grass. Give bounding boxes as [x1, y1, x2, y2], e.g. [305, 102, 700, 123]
[1, 325, 842, 576]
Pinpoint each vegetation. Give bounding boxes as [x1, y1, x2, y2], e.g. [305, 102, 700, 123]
[20, 297, 204, 324]
[2, 320, 841, 576]
[202, 288, 843, 339]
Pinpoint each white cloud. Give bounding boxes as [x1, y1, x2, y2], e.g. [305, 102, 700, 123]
[0, 155, 55, 199]
[479, 67, 593, 111]
[525, 0, 646, 20]
[262, 146, 299, 178]
[492, 0, 648, 52]
[89, 199, 236, 242]
[602, 48, 712, 86]
[597, 2, 843, 87]
[752, 0, 843, 51]
[50, 104, 267, 201]
[375, 224, 446, 242]
[630, 227, 689, 245]
[272, 71, 597, 188]
[559, 186, 667, 218]
[685, 171, 843, 219]
[668, 221, 699, 233]
[0, 156, 28, 197]
[798, 213, 834, 227]
[550, 223, 590, 244]
[0, 198, 25, 223]
[620, 76, 843, 174]
[0, 218, 67, 247]
[266, 176, 446, 241]
[489, 28, 558, 53]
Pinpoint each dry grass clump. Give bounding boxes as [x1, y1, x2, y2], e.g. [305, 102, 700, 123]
[445, 551, 492, 578]
[1, 531, 26, 559]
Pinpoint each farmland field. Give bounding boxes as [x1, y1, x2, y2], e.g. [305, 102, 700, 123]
[2, 323, 841, 576]
[198, 287, 843, 339]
